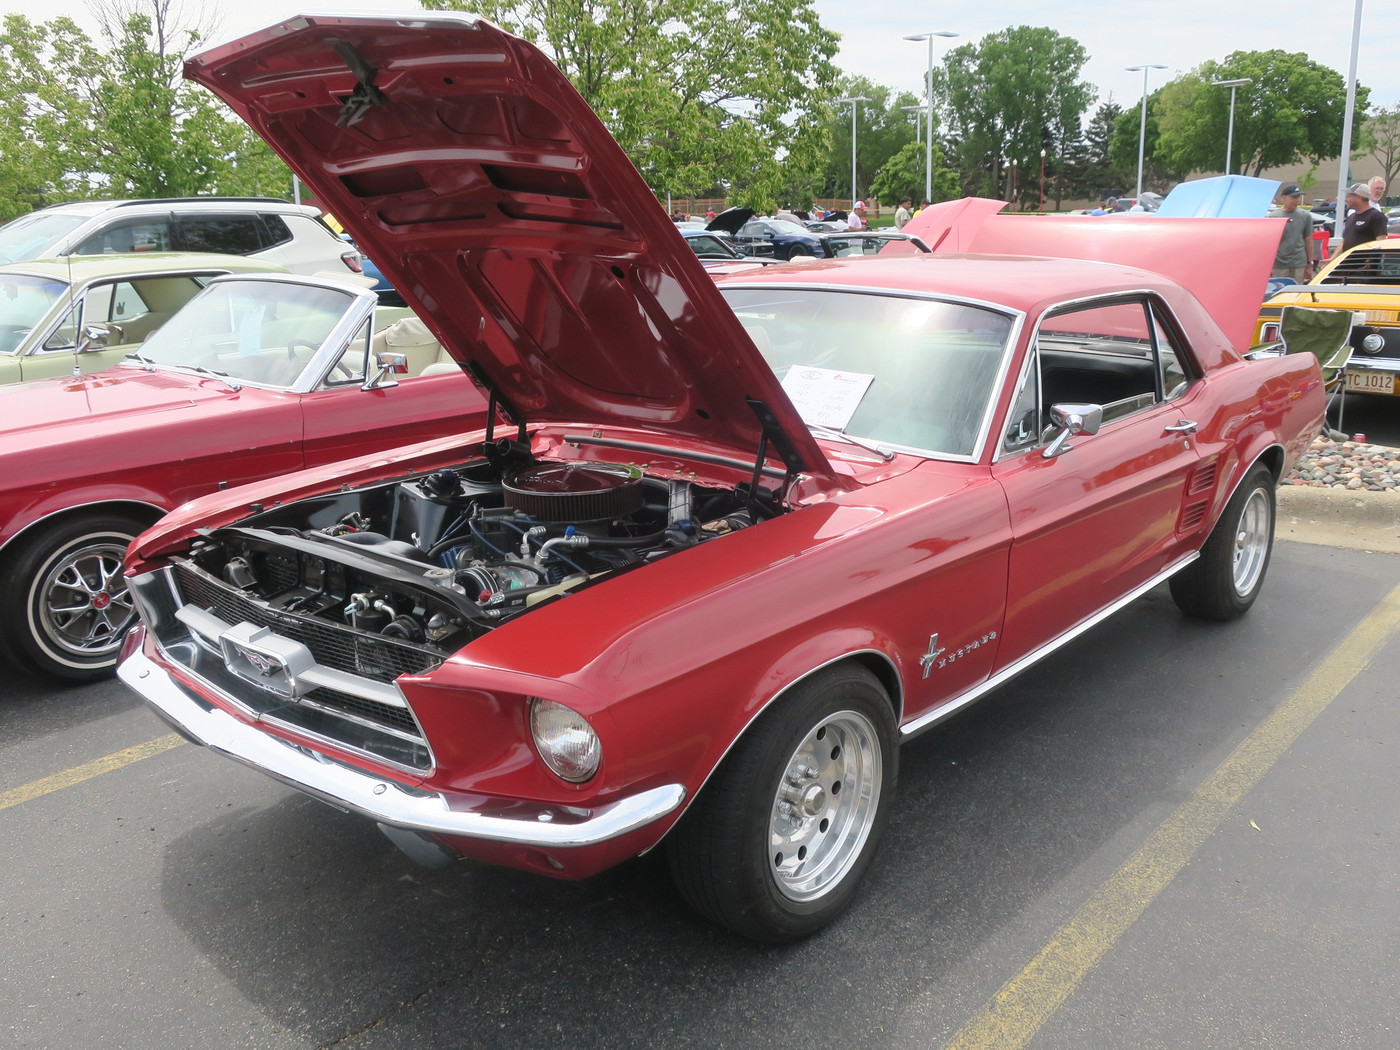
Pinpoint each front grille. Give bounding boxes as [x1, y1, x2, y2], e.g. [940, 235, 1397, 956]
[175, 562, 440, 683]
[133, 561, 441, 772]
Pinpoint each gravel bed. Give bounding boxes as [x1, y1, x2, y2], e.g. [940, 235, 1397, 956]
[1283, 436, 1400, 490]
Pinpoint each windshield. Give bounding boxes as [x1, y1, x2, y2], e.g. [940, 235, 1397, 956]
[0, 274, 70, 353]
[0, 213, 89, 264]
[721, 287, 1015, 458]
[765, 220, 810, 236]
[135, 279, 356, 387]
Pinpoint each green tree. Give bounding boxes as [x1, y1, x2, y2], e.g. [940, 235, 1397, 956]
[0, 3, 292, 220]
[869, 140, 958, 207]
[816, 76, 921, 204]
[937, 26, 1093, 199]
[1153, 51, 1368, 177]
[422, 0, 840, 210]
[1354, 104, 1400, 193]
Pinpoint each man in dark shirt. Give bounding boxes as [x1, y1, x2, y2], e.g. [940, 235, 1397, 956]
[1343, 182, 1388, 251]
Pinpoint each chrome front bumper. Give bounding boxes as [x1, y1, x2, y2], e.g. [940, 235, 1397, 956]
[119, 647, 686, 848]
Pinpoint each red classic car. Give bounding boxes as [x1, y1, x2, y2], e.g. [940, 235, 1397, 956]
[0, 272, 483, 680]
[118, 14, 1324, 942]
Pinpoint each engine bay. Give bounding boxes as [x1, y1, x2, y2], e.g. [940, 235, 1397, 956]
[178, 439, 788, 657]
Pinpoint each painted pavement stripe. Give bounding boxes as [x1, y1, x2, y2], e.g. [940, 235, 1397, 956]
[943, 579, 1400, 1050]
[0, 733, 185, 812]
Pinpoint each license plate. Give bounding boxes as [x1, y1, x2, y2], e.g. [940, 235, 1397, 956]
[1346, 370, 1396, 395]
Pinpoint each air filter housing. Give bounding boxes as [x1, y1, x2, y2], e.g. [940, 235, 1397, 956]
[503, 463, 644, 522]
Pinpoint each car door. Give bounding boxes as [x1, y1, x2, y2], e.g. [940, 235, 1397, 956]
[296, 321, 488, 467]
[991, 296, 1208, 666]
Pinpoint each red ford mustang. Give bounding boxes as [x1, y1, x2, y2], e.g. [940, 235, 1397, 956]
[118, 13, 1324, 942]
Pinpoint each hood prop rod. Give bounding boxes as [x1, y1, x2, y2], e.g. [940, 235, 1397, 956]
[468, 360, 527, 446]
[330, 40, 390, 127]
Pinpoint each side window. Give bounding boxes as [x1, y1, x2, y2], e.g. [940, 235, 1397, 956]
[179, 216, 267, 255]
[323, 320, 371, 384]
[1002, 297, 1184, 456]
[107, 282, 150, 323]
[74, 219, 173, 254]
[260, 214, 293, 248]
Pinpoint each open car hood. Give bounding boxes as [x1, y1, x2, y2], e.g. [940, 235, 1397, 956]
[705, 207, 755, 235]
[186, 13, 834, 483]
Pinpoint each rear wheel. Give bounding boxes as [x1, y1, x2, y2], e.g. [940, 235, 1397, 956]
[1170, 463, 1275, 621]
[785, 244, 811, 259]
[667, 664, 897, 942]
[0, 511, 149, 680]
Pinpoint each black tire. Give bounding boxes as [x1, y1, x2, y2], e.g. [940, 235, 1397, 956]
[785, 245, 811, 259]
[666, 664, 897, 943]
[1170, 463, 1275, 621]
[0, 511, 150, 680]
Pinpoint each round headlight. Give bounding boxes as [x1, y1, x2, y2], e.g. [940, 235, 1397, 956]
[530, 698, 601, 783]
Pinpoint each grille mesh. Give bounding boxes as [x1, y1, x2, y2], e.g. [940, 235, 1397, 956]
[174, 562, 441, 683]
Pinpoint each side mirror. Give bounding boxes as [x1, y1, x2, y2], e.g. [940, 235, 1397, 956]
[362, 350, 408, 391]
[1041, 403, 1103, 459]
[77, 321, 124, 353]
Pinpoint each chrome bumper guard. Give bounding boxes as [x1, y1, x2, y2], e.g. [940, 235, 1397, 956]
[119, 649, 686, 848]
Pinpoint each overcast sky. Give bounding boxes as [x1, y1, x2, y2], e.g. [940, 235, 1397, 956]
[9, 0, 1397, 114]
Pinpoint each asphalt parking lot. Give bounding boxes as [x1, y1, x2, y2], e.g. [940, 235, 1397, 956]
[3, 539, 1397, 1050]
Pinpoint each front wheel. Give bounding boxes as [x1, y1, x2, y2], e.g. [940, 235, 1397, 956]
[0, 511, 149, 680]
[785, 244, 811, 259]
[667, 664, 897, 942]
[1170, 463, 1275, 621]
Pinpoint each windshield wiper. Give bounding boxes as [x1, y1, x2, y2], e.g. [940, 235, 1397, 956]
[807, 423, 895, 462]
[123, 349, 156, 370]
[164, 362, 243, 392]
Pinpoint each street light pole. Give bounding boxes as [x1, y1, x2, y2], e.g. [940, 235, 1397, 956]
[901, 104, 926, 145]
[903, 31, 958, 202]
[1126, 64, 1166, 202]
[836, 96, 870, 207]
[1211, 77, 1252, 175]
[1039, 149, 1046, 214]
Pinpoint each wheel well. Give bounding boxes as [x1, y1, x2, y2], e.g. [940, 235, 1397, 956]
[1255, 445, 1285, 483]
[1, 501, 164, 561]
[842, 652, 904, 723]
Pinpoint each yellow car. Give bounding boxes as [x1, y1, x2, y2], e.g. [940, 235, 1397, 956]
[1257, 238, 1400, 396]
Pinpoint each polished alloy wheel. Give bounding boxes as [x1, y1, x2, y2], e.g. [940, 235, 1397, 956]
[1231, 487, 1272, 597]
[35, 538, 137, 659]
[769, 709, 883, 902]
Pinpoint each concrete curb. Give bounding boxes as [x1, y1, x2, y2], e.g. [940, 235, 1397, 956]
[1276, 485, 1400, 554]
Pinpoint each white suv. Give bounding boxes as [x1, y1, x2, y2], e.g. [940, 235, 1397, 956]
[0, 197, 361, 276]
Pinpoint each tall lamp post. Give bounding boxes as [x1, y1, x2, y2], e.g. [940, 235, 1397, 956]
[901, 104, 927, 145]
[1126, 63, 1166, 202]
[1039, 148, 1046, 214]
[1211, 77, 1252, 175]
[836, 96, 870, 207]
[903, 31, 958, 202]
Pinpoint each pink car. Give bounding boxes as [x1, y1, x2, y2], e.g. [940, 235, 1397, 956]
[119, 14, 1323, 942]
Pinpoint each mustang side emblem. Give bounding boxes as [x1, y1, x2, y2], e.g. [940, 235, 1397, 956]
[919, 634, 946, 678]
[920, 631, 998, 677]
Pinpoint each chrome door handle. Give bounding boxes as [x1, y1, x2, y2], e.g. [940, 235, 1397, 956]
[1163, 420, 1198, 434]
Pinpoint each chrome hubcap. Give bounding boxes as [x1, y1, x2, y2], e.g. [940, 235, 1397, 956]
[769, 710, 882, 902]
[37, 540, 136, 658]
[1231, 488, 1272, 597]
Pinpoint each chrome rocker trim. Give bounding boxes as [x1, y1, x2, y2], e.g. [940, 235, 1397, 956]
[119, 649, 686, 848]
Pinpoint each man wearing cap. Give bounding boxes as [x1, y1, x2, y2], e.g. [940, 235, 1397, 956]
[1342, 182, 1388, 251]
[1268, 183, 1314, 281]
[847, 202, 866, 230]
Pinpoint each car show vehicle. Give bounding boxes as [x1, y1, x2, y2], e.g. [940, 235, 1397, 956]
[0, 271, 483, 680]
[0, 253, 281, 385]
[1257, 239, 1400, 398]
[0, 196, 361, 275]
[119, 13, 1325, 943]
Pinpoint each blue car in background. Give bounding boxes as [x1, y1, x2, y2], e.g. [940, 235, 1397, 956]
[706, 207, 830, 261]
[340, 233, 405, 306]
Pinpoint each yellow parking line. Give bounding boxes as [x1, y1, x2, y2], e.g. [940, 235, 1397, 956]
[945, 579, 1400, 1050]
[0, 733, 185, 813]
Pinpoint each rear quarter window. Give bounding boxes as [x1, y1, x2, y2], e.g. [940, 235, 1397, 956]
[178, 215, 269, 255]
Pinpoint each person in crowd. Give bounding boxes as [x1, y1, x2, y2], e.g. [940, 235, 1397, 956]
[847, 201, 866, 230]
[914, 199, 931, 217]
[1088, 197, 1115, 216]
[894, 197, 913, 229]
[1369, 176, 1387, 207]
[1268, 183, 1314, 281]
[1343, 182, 1388, 251]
